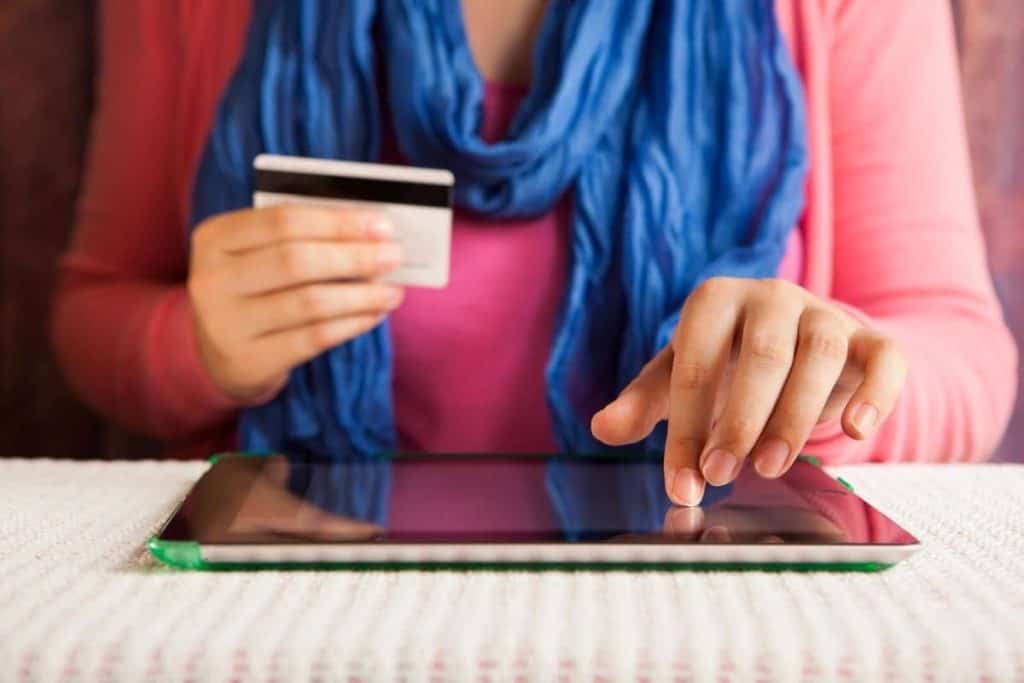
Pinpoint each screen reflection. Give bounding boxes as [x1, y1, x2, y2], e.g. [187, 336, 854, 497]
[159, 454, 917, 545]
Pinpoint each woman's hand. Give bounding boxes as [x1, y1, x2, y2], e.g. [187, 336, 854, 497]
[188, 205, 404, 401]
[591, 277, 907, 506]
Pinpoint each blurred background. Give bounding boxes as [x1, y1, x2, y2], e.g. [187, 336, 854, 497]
[1, 1, 1021, 461]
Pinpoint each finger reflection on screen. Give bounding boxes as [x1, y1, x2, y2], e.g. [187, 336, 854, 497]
[547, 457, 853, 544]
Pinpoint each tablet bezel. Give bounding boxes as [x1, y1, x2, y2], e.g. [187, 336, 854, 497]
[149, 453, 920, 571]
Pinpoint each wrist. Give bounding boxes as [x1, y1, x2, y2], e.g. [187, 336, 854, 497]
[194, 332, 284, 406]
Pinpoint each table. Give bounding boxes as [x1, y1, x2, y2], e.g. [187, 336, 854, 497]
[1, 460, 1022, 683]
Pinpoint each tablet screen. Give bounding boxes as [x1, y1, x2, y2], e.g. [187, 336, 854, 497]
[158, 454, 917, 547]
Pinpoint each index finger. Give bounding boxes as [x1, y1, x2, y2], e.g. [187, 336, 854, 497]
[201, 205, 393, 255]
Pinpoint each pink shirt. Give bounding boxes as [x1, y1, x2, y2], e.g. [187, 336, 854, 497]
[54, 0, 1017, 483]
[388, 83, 566, 455]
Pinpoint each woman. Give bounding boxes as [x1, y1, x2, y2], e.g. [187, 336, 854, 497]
[53, 0, 1017, 511]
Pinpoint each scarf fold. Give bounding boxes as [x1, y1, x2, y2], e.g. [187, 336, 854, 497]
[191, 0, 808, 475]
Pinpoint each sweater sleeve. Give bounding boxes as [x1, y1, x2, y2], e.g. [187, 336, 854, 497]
[803, 0, 1018, 463]
[51, 1, 247, 439]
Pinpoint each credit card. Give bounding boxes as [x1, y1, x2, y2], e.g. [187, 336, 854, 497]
[253, 154, 454, 288]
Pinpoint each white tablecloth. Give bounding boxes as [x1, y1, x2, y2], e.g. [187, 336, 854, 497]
[1, 459, 1022, 683]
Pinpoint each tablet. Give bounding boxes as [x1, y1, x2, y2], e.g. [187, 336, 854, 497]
[149, 453, 919, 571]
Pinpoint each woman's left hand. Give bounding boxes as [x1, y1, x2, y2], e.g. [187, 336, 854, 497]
[591, 277, 907, 506]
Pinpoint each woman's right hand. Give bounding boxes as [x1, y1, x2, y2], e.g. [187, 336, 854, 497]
[188, 205, 404, 402]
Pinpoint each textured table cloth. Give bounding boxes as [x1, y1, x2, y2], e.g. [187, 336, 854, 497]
[1, 460, 1022, 683]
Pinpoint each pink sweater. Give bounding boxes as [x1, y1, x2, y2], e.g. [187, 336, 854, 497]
[54, 0, 1017, 468]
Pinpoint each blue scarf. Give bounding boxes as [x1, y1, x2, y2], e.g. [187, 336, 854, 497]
[191, 0, 808, 465]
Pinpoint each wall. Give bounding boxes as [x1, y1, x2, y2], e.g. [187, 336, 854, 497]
[955, 0, 1024, 461]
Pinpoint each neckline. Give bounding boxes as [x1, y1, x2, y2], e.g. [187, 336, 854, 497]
[444, 1, 534, 100]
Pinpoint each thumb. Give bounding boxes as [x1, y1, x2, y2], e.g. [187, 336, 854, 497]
[591, 346, 672, 446]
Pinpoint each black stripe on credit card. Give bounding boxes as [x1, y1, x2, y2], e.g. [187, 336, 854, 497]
[254, 168, 452, 208]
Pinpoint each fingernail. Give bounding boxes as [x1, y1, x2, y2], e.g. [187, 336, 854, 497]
[363, 214, 394, 238]
[670, 468, 705, 507]
[851, 403, 878, 435]
[377, 243, 403, 268]
[753, 438, 790, 479]
[701, 448, 739, 486]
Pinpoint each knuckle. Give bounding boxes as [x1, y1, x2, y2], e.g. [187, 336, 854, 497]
[372, 286, 397, 309]
[279, 244, 312, 277]
[352, 247, 377, 274]
[304, 322, 335, 353]
[325, 246, 359, 276]
[758, 277, 797, 299]
[691, 276, 735, 303]
[671, 362, 715, 391]
[745, 330, 793, 368]
[270, 205, 303, 239]
[720, 415, 763, 448]
[800, 326, 848, 361]
[297, 287, 329, 319]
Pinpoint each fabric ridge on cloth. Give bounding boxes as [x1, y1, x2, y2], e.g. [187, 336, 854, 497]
[3, 460, 1024, 681]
